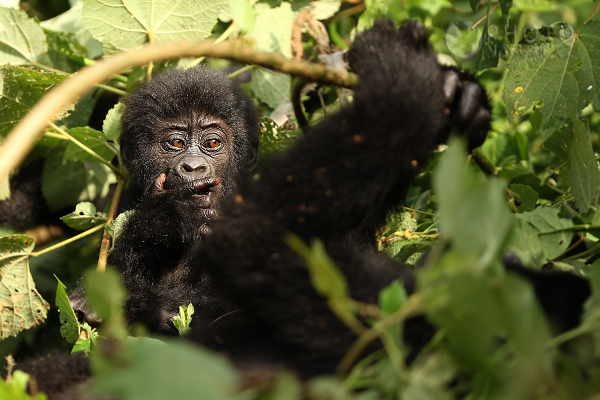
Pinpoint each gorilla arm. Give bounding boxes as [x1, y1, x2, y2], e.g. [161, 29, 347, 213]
[194, 20, 493, 374]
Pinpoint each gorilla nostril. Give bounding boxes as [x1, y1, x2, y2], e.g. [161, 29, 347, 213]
[181, 163, 207, 174]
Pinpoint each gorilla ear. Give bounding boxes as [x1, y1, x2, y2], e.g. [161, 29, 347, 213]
[120, 143, 134, 172]
[246, 147, 259, 172]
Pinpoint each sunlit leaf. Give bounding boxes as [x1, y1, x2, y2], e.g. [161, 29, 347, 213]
[0, 7, 47, 65]
[0, 235, 49, 339]
[81, 0, 227, 54]
[0, 65, 70, 137]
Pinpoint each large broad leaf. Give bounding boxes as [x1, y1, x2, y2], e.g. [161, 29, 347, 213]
[515, 207, 572, 260]
[258, 117, 298, 159]
[40, 2, 103, 59]
[60, 202, 106, 230]
[42, 29, 87, 73]
[42, 145, 117, 211]
[433, 138, 514, 268]
[0, 7, 47, 65]
[250, 3, 293, 108]
[81, 0, 227, 54]
[63, 127, 117, 163]
[55, 276, 80, 344]
[0, 65, 70, 136]
[92, 338, 239, 400]
[505, 21, 600, 139]
[565, 116, 600, 213]
[251, 68, 291, 109]
[0, 235, 49, 339]
[102, 102, 125, 143]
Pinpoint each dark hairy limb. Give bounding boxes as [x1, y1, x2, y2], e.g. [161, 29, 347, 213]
[195, 20, 492, 375]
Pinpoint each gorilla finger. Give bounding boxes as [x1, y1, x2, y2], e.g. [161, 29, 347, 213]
[204, 208, 219, 221]
[198, 224, 212, 238]
[456, 82, 482, 124]
[152, 173, 167, 193]
[191, 194, 212, 208]
[188, 177, 221, 194]
[442, 70, 460, 106]
[465, 107, 491, 149]
[398, 20, 428, 48]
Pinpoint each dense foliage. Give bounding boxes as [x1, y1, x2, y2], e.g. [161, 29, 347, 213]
[0, 0, 599, 398]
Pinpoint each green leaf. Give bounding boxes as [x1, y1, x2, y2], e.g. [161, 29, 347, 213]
[55, 275, 80, 344]
[0, 65, 70, 137]
[81, 0, 227, 54]
[401, 353, 455, 400]
[433, 137, 514, 268]
[420, 251, 551, 397]
[249, 2, 292, 108]
[507, 218, 544, 267]
[42, 145, 117, 211]
[63, 127, 116, 163]
[565, 117, 600, 213]
[304, 0, 341, 20]
[509, 183, 539, 212]
[251, 68, 291, 109]
[42, 29, 87, 73]
[0, 370, 47, 400]
[286, 234, 348, 300]
[231, 0, 255, 32]
[172, 303, 194, 335]
[505, 21, 600, 138]
[0, 235, 49, 339]
[40, 2, 103, 59]
[378, 280, 406, 314]
[60, 202, 106, 230]
[59, 91, 94, 129]
[92, 338, 239, 400]
[71, 323, 97, 354]
[0, 7, 47, 64]
[515, 207, 573, 260]
[258, 117, 298, 159]
[105, 210, 135, 248]
[84, 268, 125, 323]
[251, 2, 292, 57]
[102, 102, 125, 143]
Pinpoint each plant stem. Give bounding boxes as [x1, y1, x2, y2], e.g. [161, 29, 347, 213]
[335, 293, 424, 378]
[30, 224, 105, 257]
[95, 83, 127, 96]
[188, 21, 238, 69]
[228, 65, 252, 79]
[538, 224, 600, 235]
[547, 322, 597, 348]
[48, 123, 124, 178]
[33, 62, 128, 93]
[471, 148, 498, 176]
[97, 174, 128, 272]
[0, 40, 358, 178]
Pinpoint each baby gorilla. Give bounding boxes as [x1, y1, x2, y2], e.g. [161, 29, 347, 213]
[71, 67, 259, 332]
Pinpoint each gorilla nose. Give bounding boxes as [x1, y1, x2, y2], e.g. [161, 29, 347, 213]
[181, 163, 206, 173]
[176, 157, 212, 179]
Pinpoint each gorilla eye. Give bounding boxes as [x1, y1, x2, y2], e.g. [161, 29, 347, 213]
[169, 139, 185, 148]
[202, 139, 221, 149]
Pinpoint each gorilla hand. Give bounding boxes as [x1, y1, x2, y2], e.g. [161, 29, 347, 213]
[441, 67, 491, 150]
[149, 173, 221, 241]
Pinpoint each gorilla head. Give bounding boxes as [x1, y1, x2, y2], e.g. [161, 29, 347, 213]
[120, 67, 259, 203]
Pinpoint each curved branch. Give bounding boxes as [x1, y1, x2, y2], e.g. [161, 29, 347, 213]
[0, 41, 359, 178]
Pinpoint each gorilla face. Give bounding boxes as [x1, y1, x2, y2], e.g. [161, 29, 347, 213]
[156, 114, 233, 206]
[120, 67, 259, 199]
